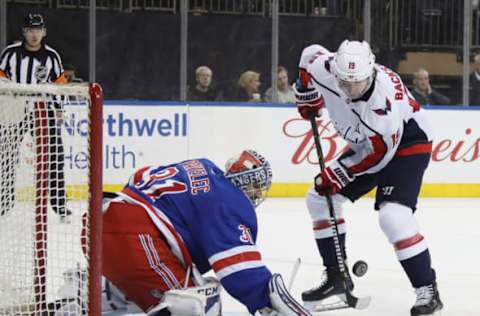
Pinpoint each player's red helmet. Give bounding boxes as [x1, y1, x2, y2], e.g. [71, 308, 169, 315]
[225, 150, 273, 208]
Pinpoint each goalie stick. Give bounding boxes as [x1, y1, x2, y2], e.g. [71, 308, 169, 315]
[308, 114, 371, 312]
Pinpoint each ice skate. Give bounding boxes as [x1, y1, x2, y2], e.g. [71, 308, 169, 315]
[302, 266, 354, 310]
[410, 281, 443, 316]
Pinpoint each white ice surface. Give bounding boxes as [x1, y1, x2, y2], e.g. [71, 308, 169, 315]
[107, 197, 480, 316]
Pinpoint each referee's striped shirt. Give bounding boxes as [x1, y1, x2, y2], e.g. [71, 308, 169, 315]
[0, 41, 66, 84]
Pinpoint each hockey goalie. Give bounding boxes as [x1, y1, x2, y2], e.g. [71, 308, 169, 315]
[63, 150, 311, 316]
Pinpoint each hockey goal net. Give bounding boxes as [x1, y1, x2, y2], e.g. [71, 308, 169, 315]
[0, 82, 102, 315]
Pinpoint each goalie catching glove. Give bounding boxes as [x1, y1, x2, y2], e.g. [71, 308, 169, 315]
[292, 78, 324, 120]
[258, 274, 312, 316]
[314, 160, 354, 195]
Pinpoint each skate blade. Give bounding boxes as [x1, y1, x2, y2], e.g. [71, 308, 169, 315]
[304, 295, 349, 313]
[305, 293, 371, 312]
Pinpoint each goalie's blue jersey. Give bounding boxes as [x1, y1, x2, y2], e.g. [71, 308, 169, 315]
[120, 158, 272, 314]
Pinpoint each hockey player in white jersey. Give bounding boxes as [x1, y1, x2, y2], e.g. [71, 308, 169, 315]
[293, 40, 443, 315]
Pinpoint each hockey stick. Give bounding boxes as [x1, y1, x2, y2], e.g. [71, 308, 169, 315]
[287, 258, 302, 291]
[308, 114, 370, 311]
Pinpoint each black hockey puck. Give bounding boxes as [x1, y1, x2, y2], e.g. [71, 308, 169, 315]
[352, 260, 368, 277]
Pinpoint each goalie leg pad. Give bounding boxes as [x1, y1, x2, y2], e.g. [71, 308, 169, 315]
[147, 290, 206, 316]
[268, 274, 311, 316]
[147, 277, 221, 316]
[190, 277, 222, 316]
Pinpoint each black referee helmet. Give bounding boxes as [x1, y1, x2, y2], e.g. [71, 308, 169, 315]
[23, 13, 45, 28]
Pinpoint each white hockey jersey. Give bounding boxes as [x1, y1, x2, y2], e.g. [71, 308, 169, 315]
[299, 45, 433, 176]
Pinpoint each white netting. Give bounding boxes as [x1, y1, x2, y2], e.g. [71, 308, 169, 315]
[0, 82, 96, 315]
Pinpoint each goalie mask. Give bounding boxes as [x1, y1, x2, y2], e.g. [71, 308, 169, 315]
[225, 150, 273, 208]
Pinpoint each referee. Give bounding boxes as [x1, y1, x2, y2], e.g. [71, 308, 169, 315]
[0, 13, 70, 222]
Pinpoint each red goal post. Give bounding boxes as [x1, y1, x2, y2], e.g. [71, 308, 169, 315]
[0, 82, 102, 315]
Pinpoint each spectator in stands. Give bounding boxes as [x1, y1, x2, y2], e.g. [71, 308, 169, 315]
[187, 65, 223, 101]
[64, 64, 83, 83]
[191, 5, 208, 16]
[469, 53, 480, 106]
[264, 66, 295, 104]
[410, 68, 450, 106]
[311, 6, 322, 16]
[311, 6, 326, 16]
[232, 70, 262, 102]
